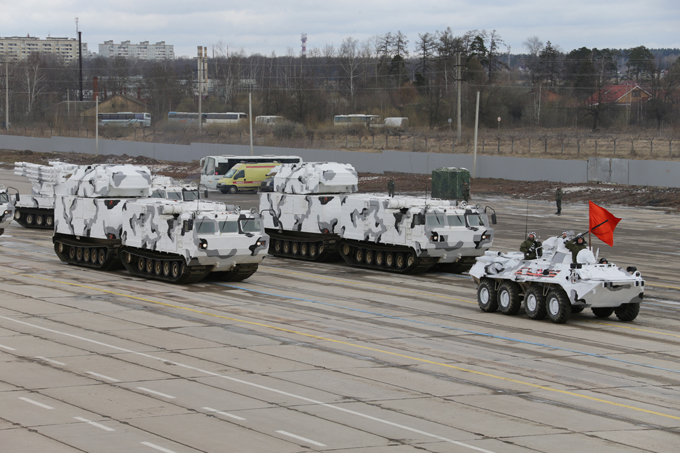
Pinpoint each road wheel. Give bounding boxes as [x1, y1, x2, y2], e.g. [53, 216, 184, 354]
[375, 252, 384, 266]
[524, 286, 547, 320]
[154, 260, 163, 275]
[355, 248, 364, 263]
[14, 211, 21, 220]
[342, 243, 351, 256]
[36, 215, 44, 226]
[592, 307, 614, 318]
[90, 249, 99, 264]
[26, 213, 35, 225]
[146, 258, 154, 273]
[300, 243, 308, 257]
[546, 288, 571, 324]
[385, 253, 394, 267]
[163, 261, 171, 277]
[615, 303, 640, 322]
[406, 253, 415, 267]
[46, 215, 54, 227]
[365, 250, 374, 265]
[477, 278, 498, 312]
[228, 185, 238, 194]
[123, 251, 133, 264]
[283, 241, 291, 254]
[171, 261, 183, 279]
[76, 247, 83, 261]
[274, 239, 282, 253]
[395, 253, 406, 269]
[97, 248, 107, 265]
[498, 281, 522, 315]
[309, 243, 317, 258]
[57, 242, 65, 253]
[137, 257, 146, 272]
[69, 246, 76, 260]
[291, 242, 299, 255]
[83, 248, 90, 263]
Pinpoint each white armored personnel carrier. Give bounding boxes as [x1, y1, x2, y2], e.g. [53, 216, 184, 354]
[0, 184, 15, 235]
[13, 161, 79, 229]
[52, 164, 268, 283]
[469, 234, 644, 323]
[260, 162, 496, 274]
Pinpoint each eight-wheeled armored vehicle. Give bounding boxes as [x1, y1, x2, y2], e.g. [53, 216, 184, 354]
[260, 162, 496, 274]
[0, 184, 15, 235]
[52, 164, 268, 283]
[469, 234, 644, 323]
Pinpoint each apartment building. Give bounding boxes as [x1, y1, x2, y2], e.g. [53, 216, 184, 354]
[0, 36, 88, 62]
[99, 41, 175, 60]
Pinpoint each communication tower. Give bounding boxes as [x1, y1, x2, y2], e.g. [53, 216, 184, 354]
[301, 33, 307, 58]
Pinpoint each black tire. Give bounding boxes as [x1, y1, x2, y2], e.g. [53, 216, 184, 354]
[97, 249, 107, 265]
[57, 242, 65, 253]
[300, 243, 308, 257]
[375, 252, 384, 266]
[309, 243, 317, 258]
[90, 249, 99, 264]
[546, 289, 571, 324]
[365, 250, 374, 265]
[76, 247, 83, 261]
[163, 261, 171, 277]
[477, 278, 498, 313]
[69, 246, 76, 260]
[228, 185, 238, 194]
[220, 188, 229, 194]
[171, 261, 182, 279]
[592, 307, 614, 318]
[274, 240, 282, 253]
[283, 241, 291, 254]
[137, 257, 146, 272]
[355, 249, 364, 263]
[498, 281, 522, 315]
[146, 259, 154, 273]
[406, 253, 415, 267]
[46, 215, 54, 227]
[615, 303, 640, 322]
[342, 243, 351, 257]
[26, 213, 35, 225]
[395, 253, 405, 269]
[524, 285, 547, 320]
[36, 215, 44, 226]
[83, 248, 90, 263]
[291, 242, 300, 255]
[385, 253, 394, 267]
[154, 260, 163, 275]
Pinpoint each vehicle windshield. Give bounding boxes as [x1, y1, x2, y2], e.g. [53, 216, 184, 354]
[196, 219, 216, 234]
[164, 191, 182, 201]
[240, 218, 262, 233]
[426, 213, 446, 227]
[446, 213, 465, 227]
[219, 220, 239, 233]
[150, 190, 163, 198]
[224, 168, 238, 178]
[182, 190, 199, 201]
[0, 193, 8, 203]
[466, 213, 488, 227]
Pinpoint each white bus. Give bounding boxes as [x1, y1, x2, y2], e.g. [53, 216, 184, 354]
[255, 115, 284, 125]
[98, 112, 151, 127]
[204, 112, 248, 124]
[333, 114, 382, 127]
[167, 112, 203, 124]
[200, 155, 303, 189]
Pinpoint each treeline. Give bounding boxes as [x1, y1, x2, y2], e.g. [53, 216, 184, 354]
[2, 29, 679, 132]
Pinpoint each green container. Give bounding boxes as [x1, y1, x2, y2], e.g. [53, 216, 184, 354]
[431, 167, 470, 200]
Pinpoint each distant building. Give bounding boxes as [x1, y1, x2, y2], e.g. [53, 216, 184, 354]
[99, 41, 174, 60]
[586, 81, 652, 107]
[0, 35, 88, 62]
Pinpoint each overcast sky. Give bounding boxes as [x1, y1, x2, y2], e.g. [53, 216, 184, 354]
[3, 0, 679, 58]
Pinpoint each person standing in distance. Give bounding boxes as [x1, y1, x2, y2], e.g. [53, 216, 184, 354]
[387, 178, 395, 197]
[555, 186, 563, 215]
[462, 182, 470, 203]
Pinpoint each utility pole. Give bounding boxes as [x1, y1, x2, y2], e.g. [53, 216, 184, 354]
[77, 18, 83, 102]
[94, 77, 99, 156]
[197, 46, 204, 132]
[456, 51, 462, 143]
[5, 60, 8, 131]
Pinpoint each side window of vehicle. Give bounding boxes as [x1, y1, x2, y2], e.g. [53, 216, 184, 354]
[235, 170, 245, 179]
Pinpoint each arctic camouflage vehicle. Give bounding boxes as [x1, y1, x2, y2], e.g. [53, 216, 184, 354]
[0, 184, 15, 235]
[469, 234, 644, 324]
[260, 162, 496, 274]
[52, 164, 268, 283]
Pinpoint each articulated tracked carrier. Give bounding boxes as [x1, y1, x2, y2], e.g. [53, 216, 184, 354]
[0, 185, 14, 235]
[260, 162, 496, 274]
[13, 162, 79, 229]
[53, 164, 268, 283]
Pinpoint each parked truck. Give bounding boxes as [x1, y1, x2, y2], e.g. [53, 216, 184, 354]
[260, 162, 496, 274]
[0, 185, 15, 235]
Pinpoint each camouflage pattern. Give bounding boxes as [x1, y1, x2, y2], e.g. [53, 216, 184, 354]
[56, 164, 152, 198]
[0, 185, 14, 234]
[470, 235, 644, 323]
[273, 162, 358, 194]
[13, 162, 79, 225]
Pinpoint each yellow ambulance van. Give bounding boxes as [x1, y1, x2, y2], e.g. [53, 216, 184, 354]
[216, 162, 279, 194]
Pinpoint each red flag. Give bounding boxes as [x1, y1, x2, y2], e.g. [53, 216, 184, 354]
[589, 201, 621, 246]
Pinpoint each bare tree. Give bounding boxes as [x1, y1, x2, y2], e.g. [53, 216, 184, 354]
[338, 37, 363, 110]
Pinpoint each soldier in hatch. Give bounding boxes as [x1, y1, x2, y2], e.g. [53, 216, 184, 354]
[565, 235, 588, 263]
[520, 231, 542, 260]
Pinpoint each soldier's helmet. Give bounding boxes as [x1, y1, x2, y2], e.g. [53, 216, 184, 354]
[528, 231, 536, 239]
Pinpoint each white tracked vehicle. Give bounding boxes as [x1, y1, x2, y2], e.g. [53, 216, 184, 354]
[260, 162, 496, 274]
[469, 234, 644, 324]
[52, 164, 268, 284]
[0, 185, 15, 235]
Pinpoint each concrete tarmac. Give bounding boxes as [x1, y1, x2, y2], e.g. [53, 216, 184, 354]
[1, 168, 679, 452]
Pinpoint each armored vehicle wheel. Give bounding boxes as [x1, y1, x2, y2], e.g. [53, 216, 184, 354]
[137, 257, 146, 272]
[365, 250, 374, 265]
[154, 260, 163, 275]
[571, 306, 585, 314]
[228, 185, 238, 194]
[171, 261, 183, 279]
[406, 253, 415, 267]
[57, 242, 65, 253]
[76, 247, 83, 261]
[36, 215, 44, 226]
[90, 249, 99, 264]
[375, 252, 384, 266]
[300, 243, 308, 256]
[146, 259, 154, 273]
[309, 243, 317, 258]
[46, 215, 54, 227]
[477, 278, 498, 312]
[162, 261, 171, 276]
[498, 281, 522, 315]
[546, 289, 571, 324]
[83, 248, 91, 262]
[123, 251, 133, 264]
[342, 243, 351, 256]
[395, 253, 406, 269]
[385, 253, 395, 267]
[14, 211, 21, 220]
[26, 213, 35, 225]
[69, 246, 76, 260]
[291, 242, 299, 255]
[615, 303, 640, 322]
[592, 307, 614, 318]
[524, 286, 547, 320]
[283, 241, 291, 254]
[274, 240, 282, 253]
[355, 249, 364, 263]
[97, 249, 107, 265]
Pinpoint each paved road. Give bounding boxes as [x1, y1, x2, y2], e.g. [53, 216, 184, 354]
[1, 168, 680, 452]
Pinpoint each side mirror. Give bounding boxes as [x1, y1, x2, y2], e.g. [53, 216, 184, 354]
[182, 219, 194, 234]
[203, 190, 209, 199]
[491, 213, 497, 225]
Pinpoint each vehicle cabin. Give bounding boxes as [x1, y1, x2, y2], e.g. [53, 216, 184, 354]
[217, 162, 279, 194]
[200, 155, 302, 189]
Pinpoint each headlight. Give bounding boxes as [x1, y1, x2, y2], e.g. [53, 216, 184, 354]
[256, 240, 266, 247]
[199, 239, 208, 250]
[430, 232, 439, 242]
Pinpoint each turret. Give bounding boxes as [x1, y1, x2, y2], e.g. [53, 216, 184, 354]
[273, 162, 358, 194]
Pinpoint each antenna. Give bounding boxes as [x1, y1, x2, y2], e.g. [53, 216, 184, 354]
[524, 199, 529, 239]
[300, 33, 307, 58]
[75, 17, 79, 33]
